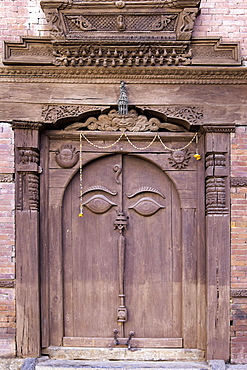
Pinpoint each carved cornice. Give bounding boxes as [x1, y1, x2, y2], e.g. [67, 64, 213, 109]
[1, 66, 247, 84]
[0, 174, 14, 183]
[203, 125, 235, 133]
[12, 120, 43, 130]
[231, 177, 247, 187]
[231, 289, 247, 298]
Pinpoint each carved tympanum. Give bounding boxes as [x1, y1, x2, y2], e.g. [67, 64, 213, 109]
[65, 109, 185, 132]
[168, 149, 191, 169]
[55, 145, 79, 168]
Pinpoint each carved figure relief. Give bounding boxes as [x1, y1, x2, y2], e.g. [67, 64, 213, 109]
[168, 149, 191, 169]
[65, 109, 186, 132]
[55, 145, 79, 168]
[177, 9, 198, 40]
[116, 15, 126, 31]
[45, 10, 64, 38]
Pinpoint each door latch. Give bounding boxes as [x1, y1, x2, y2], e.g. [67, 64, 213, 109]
[113, 329, 135, 350]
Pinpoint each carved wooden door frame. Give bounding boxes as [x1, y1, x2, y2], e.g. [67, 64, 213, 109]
[12, 116, 233, 361]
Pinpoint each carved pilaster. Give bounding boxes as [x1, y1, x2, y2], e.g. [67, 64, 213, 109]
[16, 148, 42, 211]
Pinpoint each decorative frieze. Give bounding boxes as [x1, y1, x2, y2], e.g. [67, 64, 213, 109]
[0, 174, 14, 183]
[52, 44, 192, 67]
[231, 177, 247, 187]
[231, 289, 247, 298]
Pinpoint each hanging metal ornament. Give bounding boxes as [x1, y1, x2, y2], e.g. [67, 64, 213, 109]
[118, 81, 128, 115]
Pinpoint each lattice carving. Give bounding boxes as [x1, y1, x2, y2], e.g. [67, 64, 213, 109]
[206, 177, 228, 215]
[143, 106, 203, 125]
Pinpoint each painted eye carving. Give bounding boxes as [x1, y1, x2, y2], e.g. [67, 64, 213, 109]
[83, 195, 117, 214]
[129, 197, 165, 217]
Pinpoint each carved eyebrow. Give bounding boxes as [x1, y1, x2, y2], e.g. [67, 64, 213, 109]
[126, 187, 165, 199]
[80, 185, 118, 197]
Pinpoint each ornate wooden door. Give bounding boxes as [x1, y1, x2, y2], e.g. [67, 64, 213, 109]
[62, 153, 182, 346]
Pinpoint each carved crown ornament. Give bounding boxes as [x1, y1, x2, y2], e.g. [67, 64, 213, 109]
[2, 0, 241, 67]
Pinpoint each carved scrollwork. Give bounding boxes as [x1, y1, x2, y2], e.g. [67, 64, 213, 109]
[66, 15, 96, 31]
[41, 105, 105, 123]
[168, 149, 191, 169]
[143, 106, 203, 125]
[177, 9, 198, 40]
[150, 14, 177, 31]
[55, 145, 79, 168]
[67, 109, 185, 132]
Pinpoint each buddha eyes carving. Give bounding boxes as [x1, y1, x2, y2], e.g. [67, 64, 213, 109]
[83, 195, 117, 214]
[128, 197, 165, 217]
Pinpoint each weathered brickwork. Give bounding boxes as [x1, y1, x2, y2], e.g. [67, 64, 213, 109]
[230, 126, 247, 363]
[0, 123, 15, 357]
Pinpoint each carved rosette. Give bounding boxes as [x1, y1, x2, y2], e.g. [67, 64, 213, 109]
[16, 148, 41, 211]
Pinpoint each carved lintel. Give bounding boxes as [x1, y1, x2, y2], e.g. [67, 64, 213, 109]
[231, 177, 247, 188]
[231, 289, 247, 298]
[206, 177, 228, 215]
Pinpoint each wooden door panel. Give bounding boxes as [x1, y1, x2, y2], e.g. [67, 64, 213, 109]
[123, 155, 182, 338]
[63, 155, 121, 338]
[63, 153, 182, 342]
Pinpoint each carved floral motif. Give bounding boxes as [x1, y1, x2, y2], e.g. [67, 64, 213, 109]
[168, 149, 191, 169]
[143, 106, 203, 125]
[55, 145, 79, 168]
[41, 105, 105, 123]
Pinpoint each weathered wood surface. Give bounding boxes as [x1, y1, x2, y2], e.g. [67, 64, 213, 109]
[63, 337, 183, 348]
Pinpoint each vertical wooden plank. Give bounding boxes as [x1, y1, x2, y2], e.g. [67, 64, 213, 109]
[14, 126, 41, 357]
[49, 204, 64, 346]
[196, 135, 206, 351]
[206, 215, 230, 360]
[16, 211, 40, 357]
[40, 133, 50, 347]
[182, 208, 197, 348]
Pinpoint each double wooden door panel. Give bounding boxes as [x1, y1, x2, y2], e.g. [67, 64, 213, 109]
[63, 154, 182, 342]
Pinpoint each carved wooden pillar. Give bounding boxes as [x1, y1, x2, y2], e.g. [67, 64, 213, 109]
[204, 125, 234, 361]
[13, 121, 42, 357]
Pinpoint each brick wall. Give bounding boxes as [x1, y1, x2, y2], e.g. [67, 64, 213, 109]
[0, 123, 16, 356]
[230, 127, 247, 363]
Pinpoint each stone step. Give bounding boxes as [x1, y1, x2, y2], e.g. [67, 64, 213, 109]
[36, 360, 211, 370]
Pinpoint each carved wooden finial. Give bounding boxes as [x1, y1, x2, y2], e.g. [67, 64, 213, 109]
[118, 81, 128, 115]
